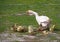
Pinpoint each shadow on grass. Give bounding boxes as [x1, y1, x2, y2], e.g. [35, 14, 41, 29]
[54, 28, 60, 34]
[54, 28, 60, 31]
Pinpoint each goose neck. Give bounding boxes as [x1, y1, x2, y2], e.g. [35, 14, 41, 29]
[33, 12, 39, 17]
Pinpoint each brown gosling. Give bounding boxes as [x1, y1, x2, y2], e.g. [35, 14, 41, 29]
[11, 23, 17, 31]
[49, 25, 55, 32]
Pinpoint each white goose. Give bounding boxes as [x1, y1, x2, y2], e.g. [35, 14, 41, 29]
[27, 10, 50, 30]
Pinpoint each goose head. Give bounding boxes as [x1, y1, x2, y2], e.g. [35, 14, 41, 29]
[26, 10, 37, 16]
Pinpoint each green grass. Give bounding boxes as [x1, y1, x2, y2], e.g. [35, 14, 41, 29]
[0, 0, 60, 32]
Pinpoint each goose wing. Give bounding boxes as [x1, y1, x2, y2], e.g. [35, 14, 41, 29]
[36, 16, 50, 25]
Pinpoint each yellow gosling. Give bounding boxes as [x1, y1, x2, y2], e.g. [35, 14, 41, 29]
[49, 25, 55, 32]
[17, 26, 24, 32]
[42, 30, 49, 35]
[11, 27, 14, 31]
[28, 25, 34, 34]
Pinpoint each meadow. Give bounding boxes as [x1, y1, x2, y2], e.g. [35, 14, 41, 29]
[0, 0, 60, 33]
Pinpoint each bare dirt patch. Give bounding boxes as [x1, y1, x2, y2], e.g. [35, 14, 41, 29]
[0, 30, 60, 42]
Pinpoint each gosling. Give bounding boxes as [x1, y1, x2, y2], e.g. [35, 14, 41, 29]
[49, 25, 55, 32]
[28, 25, 36, 35]
[11, 23, 17, 31]
[17, 26, 28, 32]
